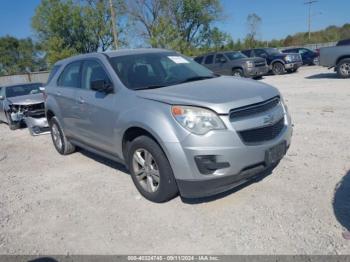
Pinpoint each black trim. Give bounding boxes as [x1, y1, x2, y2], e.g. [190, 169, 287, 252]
[177, 163, 274, 198]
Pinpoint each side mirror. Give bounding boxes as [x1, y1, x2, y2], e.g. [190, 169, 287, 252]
[91, 80, 113, 93]
[0, 95, 4, 100]
[219, 57, 227, 63]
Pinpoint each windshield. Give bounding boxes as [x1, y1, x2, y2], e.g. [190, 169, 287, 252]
[109, 52, 216, 90]
[6, 83, 42, 98]
[225, 52, 247, 60]
[264, 48, 281, 55]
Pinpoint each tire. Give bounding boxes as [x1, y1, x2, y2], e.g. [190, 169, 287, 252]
[5, 112, 20, 130]
[336, 59, 350, 79]
[127, 135, 178, 203]
[272, 62, 285, 75]
[232, 68, 244, 77]
[49, 116, 76, 155]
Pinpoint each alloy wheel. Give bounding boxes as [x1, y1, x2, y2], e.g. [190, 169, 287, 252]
[132, 148, 160, 193]
[51, 123, 63, 150]
[340, 63, 350, 76]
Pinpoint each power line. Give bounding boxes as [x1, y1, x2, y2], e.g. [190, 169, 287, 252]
[304, 0, 318, 40]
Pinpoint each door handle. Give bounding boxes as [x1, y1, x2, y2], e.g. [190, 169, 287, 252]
[56, 91, 61, 96]
[78, 97, 85, 104]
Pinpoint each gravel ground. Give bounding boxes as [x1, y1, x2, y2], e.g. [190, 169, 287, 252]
[0, 66, 349, 255]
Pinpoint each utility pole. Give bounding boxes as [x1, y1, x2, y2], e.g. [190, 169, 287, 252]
[304, 0, 318, 40]
[109, 0, 118, 49]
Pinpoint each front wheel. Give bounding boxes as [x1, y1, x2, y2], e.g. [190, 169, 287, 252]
[336, 59, 350, 78]
[272, 62, 285, 75]
[127, 136, 178, 203]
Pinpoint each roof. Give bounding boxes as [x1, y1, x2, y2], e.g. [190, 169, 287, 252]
[55, 48, 175, 65]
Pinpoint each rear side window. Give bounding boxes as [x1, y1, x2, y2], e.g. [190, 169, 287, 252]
[46, 65, 61, 85]
[81, 60, 111, 90]
[337, 39, 350, 46]
[58, 62, 81, 88]
[204, 55, 214, 64]
[194, 56, 204, 64]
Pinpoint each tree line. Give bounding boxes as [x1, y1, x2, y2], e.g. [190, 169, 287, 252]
[0, 0, 349, 76]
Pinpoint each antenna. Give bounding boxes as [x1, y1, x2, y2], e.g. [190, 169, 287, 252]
[304, 0, 318, 40]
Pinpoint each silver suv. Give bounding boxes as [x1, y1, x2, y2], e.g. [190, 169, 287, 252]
[45, 49, 292, 202]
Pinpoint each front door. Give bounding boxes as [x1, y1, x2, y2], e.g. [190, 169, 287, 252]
[75, 59, 116, 153]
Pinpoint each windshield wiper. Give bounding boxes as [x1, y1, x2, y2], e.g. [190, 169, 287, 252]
[133, 84, 166, 90]
[177, 75, 217, 84]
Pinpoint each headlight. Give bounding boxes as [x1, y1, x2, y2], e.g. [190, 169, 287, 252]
[284, 55, 292, 62]
[246, 61, 254, 68]
[171, 106, 226, 135]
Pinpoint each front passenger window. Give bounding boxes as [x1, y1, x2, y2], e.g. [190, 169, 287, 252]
[82, 60, 111, 90]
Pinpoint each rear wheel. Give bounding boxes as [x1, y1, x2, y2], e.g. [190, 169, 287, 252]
[232, 68, 244, 77]
[127, 135, 178, 203]
[272, 62, 285, 75]
[49, 117, 75, 155]
[336, 59, 350, 78]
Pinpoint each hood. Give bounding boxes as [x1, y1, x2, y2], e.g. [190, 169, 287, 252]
[230, 57, 266, 64]
[137, 76, 279, 114]
[7, 93, 45, 106]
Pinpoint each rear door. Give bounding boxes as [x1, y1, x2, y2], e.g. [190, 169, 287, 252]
[74, 59, 116, 153]
[213, 53, 230, 75]
[203, 54, 215, 71]
[55, 61, 82, 137]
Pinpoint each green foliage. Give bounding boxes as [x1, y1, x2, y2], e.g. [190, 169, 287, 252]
[127, 0, 226, 56]
[32, 0, 125, 65]
[0, 36, 46, 76]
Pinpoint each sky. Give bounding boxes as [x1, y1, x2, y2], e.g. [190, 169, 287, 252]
[0, 0, 349, 41]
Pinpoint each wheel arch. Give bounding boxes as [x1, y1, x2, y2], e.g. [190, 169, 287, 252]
[122, 126, 169, 163]
[336, 56, 350, 65]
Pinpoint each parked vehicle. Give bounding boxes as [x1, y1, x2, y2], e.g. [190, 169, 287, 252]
[0, 82, 49, 135]
[44, 49, 292, 202]
[319, 39, 350, 78]
[241, 48, 302, 75]
[282, 47, 319, 65]
[194, 51, 268, 78]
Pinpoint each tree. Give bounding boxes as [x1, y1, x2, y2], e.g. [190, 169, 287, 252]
[245, 13, 262, 48]
[126, 0, 224, 55]
[32, 0, 126, 65]
[0, 36, 46, 76]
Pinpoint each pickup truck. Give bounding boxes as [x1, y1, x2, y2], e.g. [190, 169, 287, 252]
[241, 48, 302, 75]
[319, 39, 350, 78]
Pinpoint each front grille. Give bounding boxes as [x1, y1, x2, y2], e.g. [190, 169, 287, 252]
[26, 103, 45, 111]
[254, 61, 266, 67]
[238, 117, 285, 144]
[230, 96, 280, 120]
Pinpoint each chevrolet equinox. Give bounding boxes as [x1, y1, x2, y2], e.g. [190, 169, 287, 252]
[45, 49, 292, 202]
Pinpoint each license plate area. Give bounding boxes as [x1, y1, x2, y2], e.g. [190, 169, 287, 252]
[265, 142, 286, 166]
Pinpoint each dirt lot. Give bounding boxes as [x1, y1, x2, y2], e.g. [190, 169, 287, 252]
[0, 66, 349, 255]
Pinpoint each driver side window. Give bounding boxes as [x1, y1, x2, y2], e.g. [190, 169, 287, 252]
[81, 60, 111, 90]
[254, 49, 267, 58]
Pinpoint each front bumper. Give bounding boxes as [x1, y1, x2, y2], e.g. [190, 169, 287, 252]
[284, 62, 303, 70]
[24, 116, 50, 136]
[245, 66, 269, 77]
[164, 111, 292, 198]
